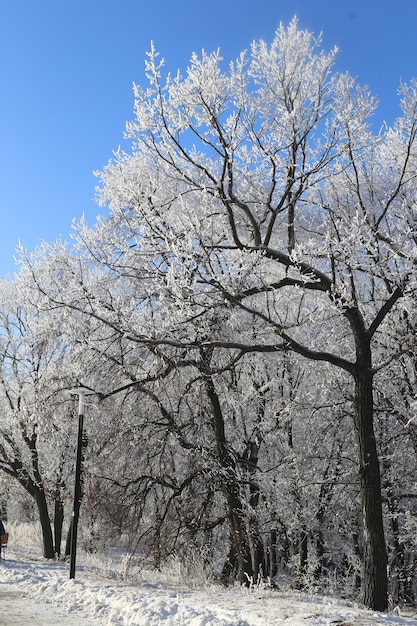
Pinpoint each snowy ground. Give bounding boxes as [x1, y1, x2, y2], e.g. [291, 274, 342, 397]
[2, 545, 417, 625]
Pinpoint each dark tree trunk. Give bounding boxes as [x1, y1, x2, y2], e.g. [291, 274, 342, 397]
[353, 339, 388, 611]
[225, 486, 253, 584]
[35, 488, 55, 559]
[268, 528, 278, 579]
[244, 432, 264, 581]
[23, 430, 55, 559]
[201, 348, 253, 584]
[54, 497, 64, 557]
[1, 466, 55, 559]
[267, 520, 290, 579]
[315, 526, 325, 580]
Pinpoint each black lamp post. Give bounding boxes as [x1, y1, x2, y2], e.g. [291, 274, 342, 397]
[69, 385, 95, 579]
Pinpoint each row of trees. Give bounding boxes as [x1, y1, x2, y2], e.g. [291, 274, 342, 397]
[1, 20, 417, 611]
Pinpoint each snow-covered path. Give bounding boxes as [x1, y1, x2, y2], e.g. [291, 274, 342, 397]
[3, 547, 417, 625]
[0, 581, 98, 625]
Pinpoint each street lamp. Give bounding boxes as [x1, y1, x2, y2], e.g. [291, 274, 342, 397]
[69, 385, 95, 579]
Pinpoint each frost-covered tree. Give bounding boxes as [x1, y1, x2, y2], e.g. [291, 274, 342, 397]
[0, 279, 79, 557]
[18, 19, 417, 610]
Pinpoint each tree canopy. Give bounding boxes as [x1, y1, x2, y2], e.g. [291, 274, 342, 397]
[3, 19, 417, 611]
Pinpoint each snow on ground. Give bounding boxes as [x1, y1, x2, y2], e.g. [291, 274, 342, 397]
[2, 546, 417, 625]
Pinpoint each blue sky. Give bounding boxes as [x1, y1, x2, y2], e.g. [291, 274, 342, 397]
[1, 0, 416, 278]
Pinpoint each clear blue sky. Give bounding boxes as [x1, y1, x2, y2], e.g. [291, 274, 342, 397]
[1, 0, 416, 278]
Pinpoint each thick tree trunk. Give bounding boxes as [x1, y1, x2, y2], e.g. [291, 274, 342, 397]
[2, 468, 55, 559]
[201, 348, 253, 584]
[354, 345, 388, 611]
[35, 488, 55, 559]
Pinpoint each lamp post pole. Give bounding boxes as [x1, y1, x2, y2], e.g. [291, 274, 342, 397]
[69, 386, 94, 580]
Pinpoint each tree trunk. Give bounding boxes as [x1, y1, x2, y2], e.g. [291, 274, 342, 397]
[383, 463, 413, 606]
[268, 528, 278, 579]
[352, 530, 362, 590]
[354, 343, 388, 611]
[34, 488, 55, 559]
[54, 496, 64, 557]
[1, 466, 55, 559]
[298, 528, 308, 586]
[225, 487, 253, 584]
[200, 348, 253, 584]
[315, 526, 325, 580]
[244, 433, 264, 581]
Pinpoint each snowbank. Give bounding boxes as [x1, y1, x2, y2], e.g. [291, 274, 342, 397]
[2, 547, 417, 625]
